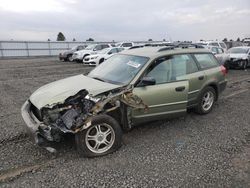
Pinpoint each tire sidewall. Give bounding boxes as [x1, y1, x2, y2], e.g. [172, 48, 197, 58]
[75, 114, 122, 157]
[197, 86, 216, 114]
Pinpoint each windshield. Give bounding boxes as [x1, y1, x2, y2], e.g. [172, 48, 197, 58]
[98, 48, 110, 54]
[71, 46, 78, 50]
[228, 48, 249, 54]
[88, 54, 149, 85]
[85, 44, 96, 50]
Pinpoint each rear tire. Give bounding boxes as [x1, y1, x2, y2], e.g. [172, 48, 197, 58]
[195, 86, 216, 115]
[75, 114, 122, 157]
[239, 60, 247, 70]
[243, 60, 248, 70]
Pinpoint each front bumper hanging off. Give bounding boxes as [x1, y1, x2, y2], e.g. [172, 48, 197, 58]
[21, 100, 52, 145]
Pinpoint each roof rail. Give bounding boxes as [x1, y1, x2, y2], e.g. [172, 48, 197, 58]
[176, 43, 204, 49]
[157, 46, 175, 52]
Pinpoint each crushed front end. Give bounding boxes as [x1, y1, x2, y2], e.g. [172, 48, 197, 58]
[227, 57, 246, 68]
[21, 87, 147, 150]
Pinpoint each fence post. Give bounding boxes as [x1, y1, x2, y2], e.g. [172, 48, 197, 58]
[25, 41, 29, 57]
[0, 41, 3, 58]
[48, 41, 51, 56]
[67, 42, 70, 50]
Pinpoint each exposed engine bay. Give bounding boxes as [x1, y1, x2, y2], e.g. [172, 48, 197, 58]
[36, 86, 148, 143]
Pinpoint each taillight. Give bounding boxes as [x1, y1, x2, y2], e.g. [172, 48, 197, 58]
[220, 65, 227, 76]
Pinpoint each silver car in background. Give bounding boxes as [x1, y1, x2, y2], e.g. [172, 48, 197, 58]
[227, 47, 250, 69]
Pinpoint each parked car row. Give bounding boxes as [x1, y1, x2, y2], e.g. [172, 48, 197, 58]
[59, 45, 87, 62]
[59, 42, 135, 63]
[200, 42, 250, 70]
[83, 47, 125, 66]
[58, 41, 250, 70]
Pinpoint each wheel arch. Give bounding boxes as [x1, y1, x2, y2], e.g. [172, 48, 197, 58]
[202, 82, 219, 101]
[105, 102, 131, 132]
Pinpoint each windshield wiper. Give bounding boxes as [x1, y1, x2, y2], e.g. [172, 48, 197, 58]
[92, 77, 105, 82]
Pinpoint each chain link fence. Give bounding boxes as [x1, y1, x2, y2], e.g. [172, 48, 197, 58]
[0, 41, 119, 58]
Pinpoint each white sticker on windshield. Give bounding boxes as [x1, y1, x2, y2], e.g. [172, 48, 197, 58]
[127, 61, 141, 68]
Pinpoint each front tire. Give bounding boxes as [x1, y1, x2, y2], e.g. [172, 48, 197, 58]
[68, 55, 74, 62]
[195, 86, 216, 115]
[75, 114, 122, 157]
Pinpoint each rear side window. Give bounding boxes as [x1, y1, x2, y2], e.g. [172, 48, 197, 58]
[194, 53, 219, 69]
[219, 43, 227, 49]
[77, 46, 84, 50]
[218, 48, 224, 54]
[101, 44, 110, 49]
[211, 47, 217, 54]
[209, 42, 219, 47]
[122, 43, 133, 47]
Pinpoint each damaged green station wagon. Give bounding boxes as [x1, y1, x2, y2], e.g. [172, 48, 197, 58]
[21, 46, 227, 157]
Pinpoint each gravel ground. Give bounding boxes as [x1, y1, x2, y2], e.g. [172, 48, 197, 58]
[0, 57, 249, 187]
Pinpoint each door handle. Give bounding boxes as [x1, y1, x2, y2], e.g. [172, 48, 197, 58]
[198, 75, 204, 80]
[175, 86, 185, 92]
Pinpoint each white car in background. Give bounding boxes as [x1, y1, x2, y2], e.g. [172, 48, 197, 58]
[207, 46, 230, 69]
[115, 42, 134, 49]
[227, 47, 250, 69]
[83, 47, 124, 66]
[202, 41, 228, 51]
[72, 44, 112, 62]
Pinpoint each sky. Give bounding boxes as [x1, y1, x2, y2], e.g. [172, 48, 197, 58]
[0, 0, 249, 42]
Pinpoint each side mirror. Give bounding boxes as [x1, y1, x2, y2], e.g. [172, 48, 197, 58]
[108, 51, 112, 55]
[140, 76, 156, 86]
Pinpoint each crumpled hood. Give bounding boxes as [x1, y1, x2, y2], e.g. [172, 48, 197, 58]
[229, 53, 247, 59]
[30, 75, 120, 109]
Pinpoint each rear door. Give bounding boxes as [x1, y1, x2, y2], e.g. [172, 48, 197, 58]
[168, 54, 206, 106]
[131, 56, 189, 123]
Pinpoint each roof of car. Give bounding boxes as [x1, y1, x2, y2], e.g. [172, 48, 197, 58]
[230, 46, 250, 49]
[120, 46, 210, 59]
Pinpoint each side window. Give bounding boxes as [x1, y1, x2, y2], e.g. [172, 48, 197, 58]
[211, 47, 218, 54]
[122, 43, 133, 47]
[102, 44, 110, 49]
[219, 43, 227, 49]
[194, 53, 219, 69]
[210, 42, 219, 47]
[218, 48, 224, 54]
[145, 54, 198, 84]
[146, 58, 172, 84]
[78, 46, 84, 50]
[94, 45, 102, 51]
[172, 54, 198, 75]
